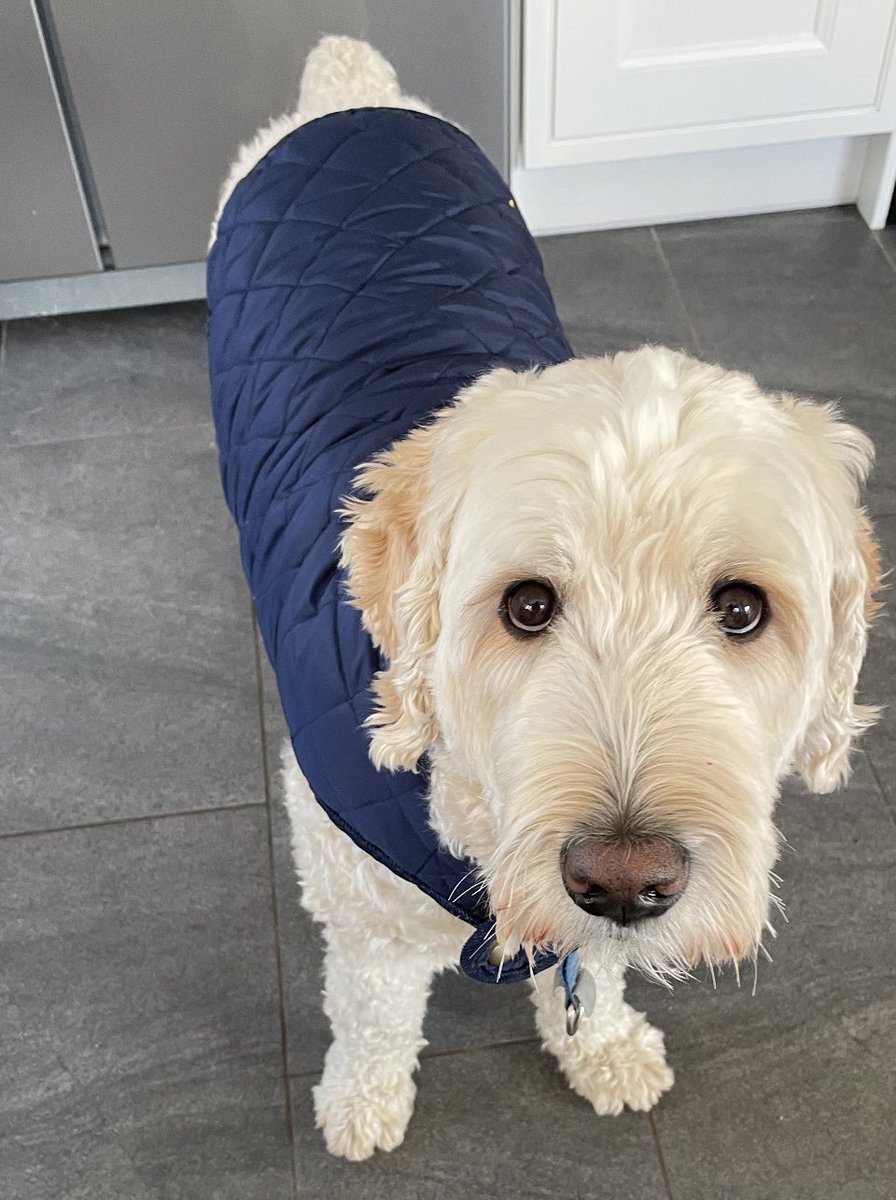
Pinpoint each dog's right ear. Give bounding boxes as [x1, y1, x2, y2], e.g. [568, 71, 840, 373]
[340, 423, 447, 772]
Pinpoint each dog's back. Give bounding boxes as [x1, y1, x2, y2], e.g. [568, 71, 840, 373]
[207, 99, 571, 919]
[211, 35, 435, 242]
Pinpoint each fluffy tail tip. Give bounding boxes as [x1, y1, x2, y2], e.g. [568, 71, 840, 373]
[298, 35, 400, 112]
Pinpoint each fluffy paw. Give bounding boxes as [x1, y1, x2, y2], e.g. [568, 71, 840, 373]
[556, 1016, 674, 1116]
[313, 1070, 416, 1160]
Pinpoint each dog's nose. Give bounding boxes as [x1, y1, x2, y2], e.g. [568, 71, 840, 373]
[561, 836, 689, 925]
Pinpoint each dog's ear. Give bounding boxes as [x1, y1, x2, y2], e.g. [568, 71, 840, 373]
[340, 423, 447, 772]
[785, 400, 883, 792]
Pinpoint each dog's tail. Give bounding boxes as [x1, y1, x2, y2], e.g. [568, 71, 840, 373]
[210, 36, 437, 245]
[298, 35, 435, 122]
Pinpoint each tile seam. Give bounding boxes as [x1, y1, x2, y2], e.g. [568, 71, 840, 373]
[649, 227, 704, 357]
[648, 1111, 676, 1200]
[251, 604, 299, 1200]
[0, 419, 215, 453]
[864, 750, 896, 831]
[0, 800, 265, 841]
[287, 1035, 543, 1080]
[872, 229, 896, 276]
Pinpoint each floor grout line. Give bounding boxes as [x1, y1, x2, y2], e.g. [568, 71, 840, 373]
[287, 1035, 543, 1081]
[872, 228, 896, 276]
[648, 1111, 676, 1200]
[0, 418, 216, 453]
[0, 587, 254, 631]
[251, 604, 299, 1200]
[649, 227, 704, 356]
[863, 750, 896, 832]
[0, 799, 265, 841]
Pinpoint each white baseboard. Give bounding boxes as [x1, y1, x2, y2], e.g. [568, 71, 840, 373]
[857, 131, 896, 228]
[512, 135, 875, 236]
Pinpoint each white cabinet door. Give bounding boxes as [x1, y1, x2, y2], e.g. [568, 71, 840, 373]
[524, 0, 896, 167]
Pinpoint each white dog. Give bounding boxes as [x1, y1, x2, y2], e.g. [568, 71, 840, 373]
[211, 37, 880, 1160]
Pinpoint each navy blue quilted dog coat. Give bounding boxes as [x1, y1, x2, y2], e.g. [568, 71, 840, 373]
[208, 108, 572, 983]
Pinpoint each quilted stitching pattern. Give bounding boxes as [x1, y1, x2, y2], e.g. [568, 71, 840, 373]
[207, 109, 571, 981]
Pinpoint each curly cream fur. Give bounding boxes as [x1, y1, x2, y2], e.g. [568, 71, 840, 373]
[345, 352, 879, 975]
[215, 36, 880, 1162]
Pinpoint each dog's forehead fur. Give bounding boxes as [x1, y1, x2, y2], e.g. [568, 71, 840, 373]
[439, 351, 845, 613]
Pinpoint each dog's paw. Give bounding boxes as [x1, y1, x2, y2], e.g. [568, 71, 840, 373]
[313, 1070, 416, 1160]
[555, 1015, 674, 1116]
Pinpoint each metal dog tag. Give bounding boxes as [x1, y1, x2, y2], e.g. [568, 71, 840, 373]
[555, 952, 596, 1036]
[573, 966, 596, 1016]
[565, 993, 583, 1035]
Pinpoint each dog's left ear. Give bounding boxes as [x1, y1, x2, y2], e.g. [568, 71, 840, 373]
[340, 422, 449, 772]
[785, 399, 883, 792]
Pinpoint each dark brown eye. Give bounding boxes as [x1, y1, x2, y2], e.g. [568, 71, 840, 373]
[503, 579, 558, 634]
[711, 581, 767, 637]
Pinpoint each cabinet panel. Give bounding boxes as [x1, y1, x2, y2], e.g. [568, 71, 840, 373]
[525, 0, 896, 167]
[51, 1, 509, 270]
[620, 0, 825, 65]
[0, 1, 101, 282]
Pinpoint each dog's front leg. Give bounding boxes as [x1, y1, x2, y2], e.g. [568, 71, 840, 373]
[314, 924, 444, 1160]
[530, 957, 674, 1115]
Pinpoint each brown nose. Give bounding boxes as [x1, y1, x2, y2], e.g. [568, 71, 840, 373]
[561, 835, 689, 926]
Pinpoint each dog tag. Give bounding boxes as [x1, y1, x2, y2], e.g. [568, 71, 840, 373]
[555, 951, 596, 1036]
[573, 966, 596, 1017]
[565, 993, 583, 1036]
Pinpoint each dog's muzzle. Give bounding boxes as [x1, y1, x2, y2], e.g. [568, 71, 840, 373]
[561, 835, 689, 926]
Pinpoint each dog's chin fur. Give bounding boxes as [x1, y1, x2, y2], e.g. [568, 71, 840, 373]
[217, 35, 881, 1161]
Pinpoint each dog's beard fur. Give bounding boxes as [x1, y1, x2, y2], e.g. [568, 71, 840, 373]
[433, 647, 782, 984]
[341, 347, 881, 984]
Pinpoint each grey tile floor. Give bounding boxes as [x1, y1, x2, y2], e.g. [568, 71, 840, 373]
[2, 207, 894, 1199]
